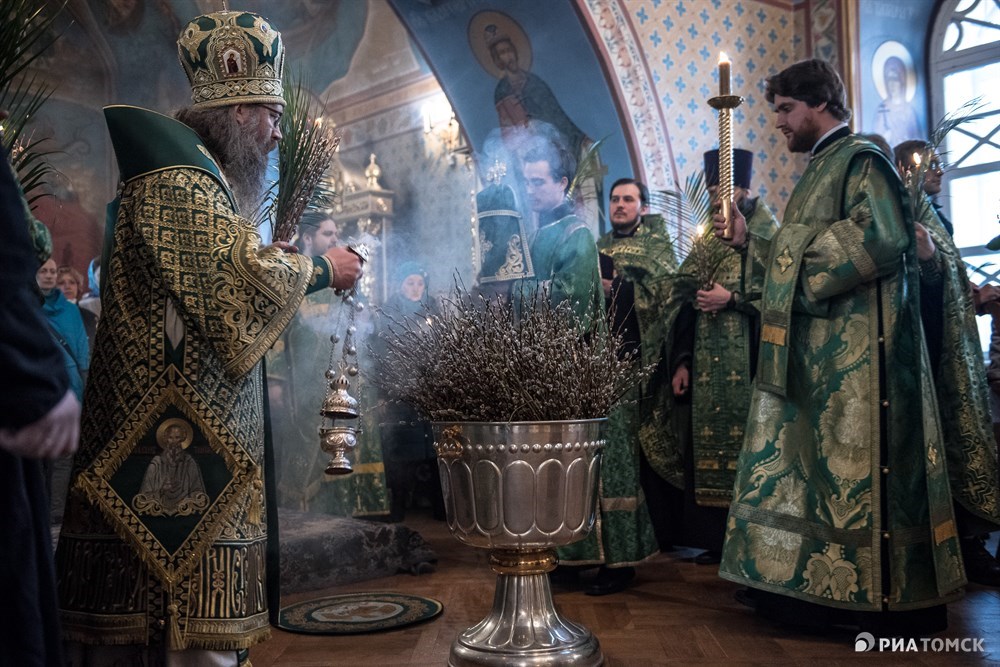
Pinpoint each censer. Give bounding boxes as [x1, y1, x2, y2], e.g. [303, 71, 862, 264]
[319, 245, 370, 475]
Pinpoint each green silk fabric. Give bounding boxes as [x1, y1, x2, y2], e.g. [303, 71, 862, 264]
[719, 136, 966, 611]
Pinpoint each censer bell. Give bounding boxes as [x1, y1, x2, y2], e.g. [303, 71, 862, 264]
[320, 372, 359, 474]
[321, 372, 359, 419]
[320, 425, 358, 476]
[316, 238, 373, 478]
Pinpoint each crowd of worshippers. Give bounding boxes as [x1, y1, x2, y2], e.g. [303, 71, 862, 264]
[4, 6, 1000, 665]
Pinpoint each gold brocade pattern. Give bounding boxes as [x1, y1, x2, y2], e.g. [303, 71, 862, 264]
[496, 234, 527, 279]
[720, 137, 967, 611]
[76, 368, 253, 584]
[57, 166, 315, 649]
[177, 11, 285, 109]
[135, 171, 313, 377]
[919, 209, 1000, 524]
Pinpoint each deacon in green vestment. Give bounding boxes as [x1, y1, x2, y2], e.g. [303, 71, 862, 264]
[893, 144, 1000, 586]
[55, 10, 363, 660]
[557, 178, 671, 594]
[513, 141, 603, 328]
[668, 150, 779, 565]
[713, 59, 971, 633]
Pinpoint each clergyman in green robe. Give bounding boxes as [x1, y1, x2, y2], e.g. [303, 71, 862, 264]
[894, 142, 1000, 587]
[712, 59, 983, 635]
[512, 140, 603, 329]
[668, 149, 779, 565]
[557, 177, 672, 595]
[55, 10, 364, 660]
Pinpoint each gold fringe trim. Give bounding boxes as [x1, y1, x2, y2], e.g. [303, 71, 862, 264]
[762, 323, 786, 346]
[166, 587, 184, 651]
[934, 519, 958, 545]
[181, 624, 270, 651]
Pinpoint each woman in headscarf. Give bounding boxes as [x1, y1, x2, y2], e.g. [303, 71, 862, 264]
[378, 261, 445, 521]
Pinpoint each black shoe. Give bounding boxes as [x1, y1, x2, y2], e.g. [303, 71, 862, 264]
[961, 536, 1000, 587]
[733, 587, 757, 609]
[584, 566, 635, 596]
[693, 550, 721, 565]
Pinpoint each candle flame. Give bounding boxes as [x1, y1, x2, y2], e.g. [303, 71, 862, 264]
[912, 151, 922, 167]
[719, 51, 730, 65]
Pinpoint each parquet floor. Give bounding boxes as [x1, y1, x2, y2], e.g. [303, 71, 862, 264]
[252, 512, 1000, 666]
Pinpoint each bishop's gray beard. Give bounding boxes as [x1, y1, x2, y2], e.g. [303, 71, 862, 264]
[175, 106, 270, 216]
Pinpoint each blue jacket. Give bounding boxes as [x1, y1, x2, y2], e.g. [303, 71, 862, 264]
[42, 289, 89, 399]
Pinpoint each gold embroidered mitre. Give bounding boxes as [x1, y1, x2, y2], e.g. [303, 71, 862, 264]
[177, 10, 285, 109]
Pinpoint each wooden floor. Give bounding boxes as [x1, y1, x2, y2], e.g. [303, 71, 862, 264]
[252, 512, 1000, 666]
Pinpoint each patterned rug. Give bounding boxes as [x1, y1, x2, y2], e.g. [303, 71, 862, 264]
[277, 509, 437, 593]
[277, 592, 443, 635]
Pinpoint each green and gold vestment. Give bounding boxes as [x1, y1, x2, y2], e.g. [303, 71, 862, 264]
[56, 107, 335, 650]
[719, 135, 967, 611]
[918, 204, 1000, 528]
[557, 215, 675, 566]
[684, 202, 778, 506]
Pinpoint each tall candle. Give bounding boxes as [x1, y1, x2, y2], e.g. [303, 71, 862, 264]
[719, 52, 731, 96]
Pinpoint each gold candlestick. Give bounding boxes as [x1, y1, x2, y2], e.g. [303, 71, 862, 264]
[707, 95, 744, 239]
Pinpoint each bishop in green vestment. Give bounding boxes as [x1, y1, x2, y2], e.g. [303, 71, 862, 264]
[55, 11, 363, 657]
[714, 59, 979, 631]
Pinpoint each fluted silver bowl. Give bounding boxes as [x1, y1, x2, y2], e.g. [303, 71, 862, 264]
[433, 419, 604, 549]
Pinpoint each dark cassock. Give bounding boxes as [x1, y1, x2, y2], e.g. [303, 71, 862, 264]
[665, 149, 779, 560]
[0, 142, 70, 667]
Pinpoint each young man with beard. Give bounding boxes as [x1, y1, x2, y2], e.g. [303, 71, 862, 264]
[294, 210, 340, 256]
[555, 178, 667, 595]
[55, 10, 362, 664]
[712, 58, 1000, 635]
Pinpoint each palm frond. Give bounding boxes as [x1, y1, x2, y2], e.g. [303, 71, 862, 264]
[649, 171, 712, 256]
[0, 0, 63, 90]
[902, 97, 984, 237]
[0, 0, 65, 199]
[264, 74, 342, 242]
[930, 97, 985, 153]
[649, 171, 727, 287]
[566, 136, 606, 201]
